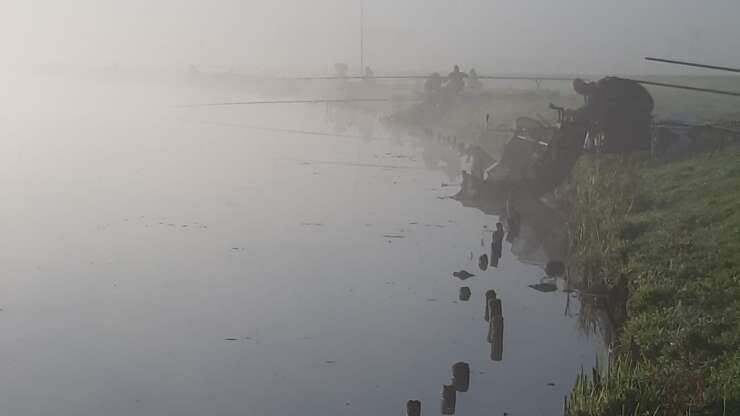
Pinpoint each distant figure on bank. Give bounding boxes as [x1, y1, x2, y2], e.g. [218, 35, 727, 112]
[363, 66, 376, 84]
[446, 65, 468, 93]
[425, 72, 443, 94]
[572, 77, 654, 153]
[491, 222, 505, 267]
[468, 68, 483, 89]
[334, 62, 349, 78]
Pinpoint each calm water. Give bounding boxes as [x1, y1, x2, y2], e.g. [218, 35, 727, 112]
[1, 77, 602, 416]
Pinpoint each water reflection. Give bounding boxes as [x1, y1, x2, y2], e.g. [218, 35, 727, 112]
[485, 293, 505, 362]
[489, 317, 505, 362]
[484, 290, 498, 322]
[455, 172, 568, 270]
[528, 278, 558, 293]
[452, 362, 470, 393]
[491, 222, 505, 267]
[420, 135, 463, 181]
[453, 270, 475, 280]
[424, 122, 621, 348]
[441, 384, 457, 415]
[478, 254, 489, 271]
[406, 400, 422, 416]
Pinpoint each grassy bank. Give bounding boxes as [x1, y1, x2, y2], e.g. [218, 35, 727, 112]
[564, 146, 740, 415]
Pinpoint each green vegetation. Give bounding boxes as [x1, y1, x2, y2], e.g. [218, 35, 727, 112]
[565, 146, 740, 416]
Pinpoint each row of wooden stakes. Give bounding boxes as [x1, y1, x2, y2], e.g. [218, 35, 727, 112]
[405, 290, 504, 415]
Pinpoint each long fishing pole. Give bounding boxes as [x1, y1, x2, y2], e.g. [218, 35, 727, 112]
[278, 158, 426, 170]
[645, 57, 740, 74]
[628, 79, 740, 97]
[196, 120, 394, 141]
[272, 75, 577, 82]
[653, 121, 740, 136]
[179, 97, 421, 107]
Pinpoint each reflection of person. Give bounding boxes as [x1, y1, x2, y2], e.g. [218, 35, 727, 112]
[491, 222, 505, 267]
[506, 208, 521, 242]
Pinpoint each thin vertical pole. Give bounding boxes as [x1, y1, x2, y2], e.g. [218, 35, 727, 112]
[360, 0, 365, 71]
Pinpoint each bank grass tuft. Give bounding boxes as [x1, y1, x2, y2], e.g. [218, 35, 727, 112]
[566, 145, 740, 415]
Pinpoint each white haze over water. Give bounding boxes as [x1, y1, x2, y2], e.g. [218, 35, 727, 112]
[3, 0, 740, 76]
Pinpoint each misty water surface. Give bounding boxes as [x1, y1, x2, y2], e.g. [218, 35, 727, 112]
[0, 76, 603, 416]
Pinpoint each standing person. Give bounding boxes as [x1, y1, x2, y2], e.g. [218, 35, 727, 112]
[491, 222, 505, 267]
[572, 77, 654, 153]
[363, 66, 376, 84]
[334, 63, 349, 78]
[446, 65, 468, 93]
[468, 68, 483, 89]
[424, 72, 443, 94]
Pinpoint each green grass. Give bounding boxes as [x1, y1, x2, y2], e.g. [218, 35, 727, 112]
[566, 146, 740, 415]
[567, 357, 662, 416]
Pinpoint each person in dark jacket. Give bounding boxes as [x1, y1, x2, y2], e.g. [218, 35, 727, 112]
[424, 72, 443, 94]
[446, 65, 468, 93]
[573, 77, 654, 153]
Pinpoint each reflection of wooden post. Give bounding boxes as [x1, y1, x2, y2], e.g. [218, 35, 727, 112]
[563, 396, 568, 416]
[491, 299, 502, 317]
[406, 400, 421, 416]
[452, 362, 470, 392]
[441, 385, 456, 415]
[484, 290, 497, 321]
[486, 298, 502, 323]
[489, 316, 504, 362]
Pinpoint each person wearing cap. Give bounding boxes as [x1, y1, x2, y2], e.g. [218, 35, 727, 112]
[446, 65, 468, 93]
[572, 77, 654, 153]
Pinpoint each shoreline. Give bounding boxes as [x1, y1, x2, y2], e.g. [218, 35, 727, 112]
[388, 94, 740, 415]
[564, 147, 740, 415]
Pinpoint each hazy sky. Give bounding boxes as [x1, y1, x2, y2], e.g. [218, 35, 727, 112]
[4, 0, 740, 75]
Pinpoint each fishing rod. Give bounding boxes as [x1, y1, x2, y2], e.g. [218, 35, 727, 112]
[645, 57, 740, 74]
[628, 79, 740, 97]
[653, 121, 740, 136]
[180, 97, 421, 107]
[196, 121, 393, 141]
[272, 74, 576, 82]
[278, 158, 426, 171]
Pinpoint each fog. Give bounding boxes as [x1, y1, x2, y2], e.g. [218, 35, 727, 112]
[2, 2, 739, 416]
[5, 0, 740, 75]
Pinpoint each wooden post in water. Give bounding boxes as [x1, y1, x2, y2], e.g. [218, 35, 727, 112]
[406, 400, 421, 416]
[486, 296, 504, 362]
[489, 316, 504, 361]
[452, 362, 470, 392]
[486, 298, 502, 327]
[441, 385, 456, 415]
[484, 290, 497, 321]
[459, 287, 472, 301]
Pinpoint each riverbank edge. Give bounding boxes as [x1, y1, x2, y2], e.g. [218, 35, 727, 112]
[563, 146, 740, 415]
